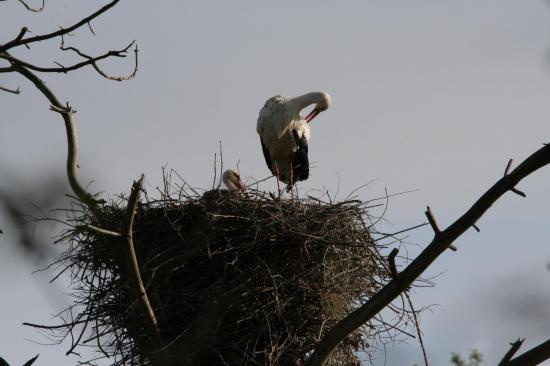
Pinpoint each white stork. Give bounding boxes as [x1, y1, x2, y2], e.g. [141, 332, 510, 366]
[256, 91, 331, 191]
[222, 169, 245, 192]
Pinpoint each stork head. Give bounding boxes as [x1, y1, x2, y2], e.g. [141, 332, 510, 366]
[222, 169, 245, 192]
[304, 92, 331, 122]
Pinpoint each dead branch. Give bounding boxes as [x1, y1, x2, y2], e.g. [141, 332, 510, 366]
[59, 36, 138, 81]
[22, 354, 39, 366]
[0, 84, 20, 94]
[0, 2, 138, 210]
[307, 143, 550, 366]
[9, 62, 99, 208]
[122, 176, 167, 365]
[0, 0, 120, 53]
[504, 338, 550, 366]
[0, 41, 137, 80]
[499, 338, 524, 365]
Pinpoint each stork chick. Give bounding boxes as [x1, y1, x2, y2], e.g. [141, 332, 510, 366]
[222, 169, 245, 192]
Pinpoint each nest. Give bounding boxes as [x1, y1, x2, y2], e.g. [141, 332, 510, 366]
[45, 176, 416, 366]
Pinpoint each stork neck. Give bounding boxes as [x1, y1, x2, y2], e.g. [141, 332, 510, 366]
[289, 92, 326, 113]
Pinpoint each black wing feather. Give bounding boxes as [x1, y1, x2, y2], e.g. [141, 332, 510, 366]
[260, 137, 273, 172]
[291, 129, 309, 184]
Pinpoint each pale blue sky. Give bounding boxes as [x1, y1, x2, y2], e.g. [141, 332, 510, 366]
[1, 1, 550, 365]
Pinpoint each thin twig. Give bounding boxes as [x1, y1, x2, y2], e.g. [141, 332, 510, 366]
[0, 84, 21, 94]
[80, 224, 121, 237]
[404, 291, 428, 366]
[376, 222, 428, 241]
[17, 0, 45, 12]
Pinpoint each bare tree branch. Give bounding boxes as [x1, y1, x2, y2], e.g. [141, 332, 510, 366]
[93, 44, 138, 81]
[0, 1, 137, 215]
[0, 84, 20, 94]
[0, 0, 120, 53]
[17, 0, 45, 12]
[498, 338, 550, 366]
[499, 338, 524, 365]
[0, 41, 136, 78]
[122, 176, 171, 365]
[9, 61, 100, 209]
[308, 143, 550, 366]
[22, 354, 39, 366]
[59, 38, 139, 81]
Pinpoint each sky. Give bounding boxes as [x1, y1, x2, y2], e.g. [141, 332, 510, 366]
[1, 0, 550, 365]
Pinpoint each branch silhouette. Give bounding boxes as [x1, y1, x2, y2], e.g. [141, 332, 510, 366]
[308, 143, 550, 366]
[0, 1, 137, 210]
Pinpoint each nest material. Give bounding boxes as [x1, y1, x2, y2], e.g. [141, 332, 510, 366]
[53, 184, 404, 366]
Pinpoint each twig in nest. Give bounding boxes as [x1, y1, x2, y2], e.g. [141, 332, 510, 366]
[123, 175, 163, 347]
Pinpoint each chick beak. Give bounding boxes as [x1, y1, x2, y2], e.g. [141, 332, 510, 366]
[234, 177, 245, 191]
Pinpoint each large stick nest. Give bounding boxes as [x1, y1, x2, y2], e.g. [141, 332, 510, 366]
[46, 176, 417, 366]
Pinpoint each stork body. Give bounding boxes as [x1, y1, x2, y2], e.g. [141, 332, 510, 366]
[256, 92, 331, 190]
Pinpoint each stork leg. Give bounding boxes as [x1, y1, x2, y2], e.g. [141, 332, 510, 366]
[274, 163, 282, 196]
[287, 164, 295, 198]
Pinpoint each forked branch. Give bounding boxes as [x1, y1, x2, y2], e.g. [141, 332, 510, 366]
[10, 62, 100, 208]
[0, 0, 120, 53]
[1, 1, 138, 210]
[1, 41, 138, 80]
[308, 143, 550, 366]
[501, 338, 550, 366]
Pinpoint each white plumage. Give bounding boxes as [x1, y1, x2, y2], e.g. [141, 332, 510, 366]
[222, 169, 245, 192]
[256, 92, 331, 188]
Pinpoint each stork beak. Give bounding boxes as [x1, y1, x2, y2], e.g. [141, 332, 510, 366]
[304, 108, 320, 123]
[235, 178, 246, 191]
